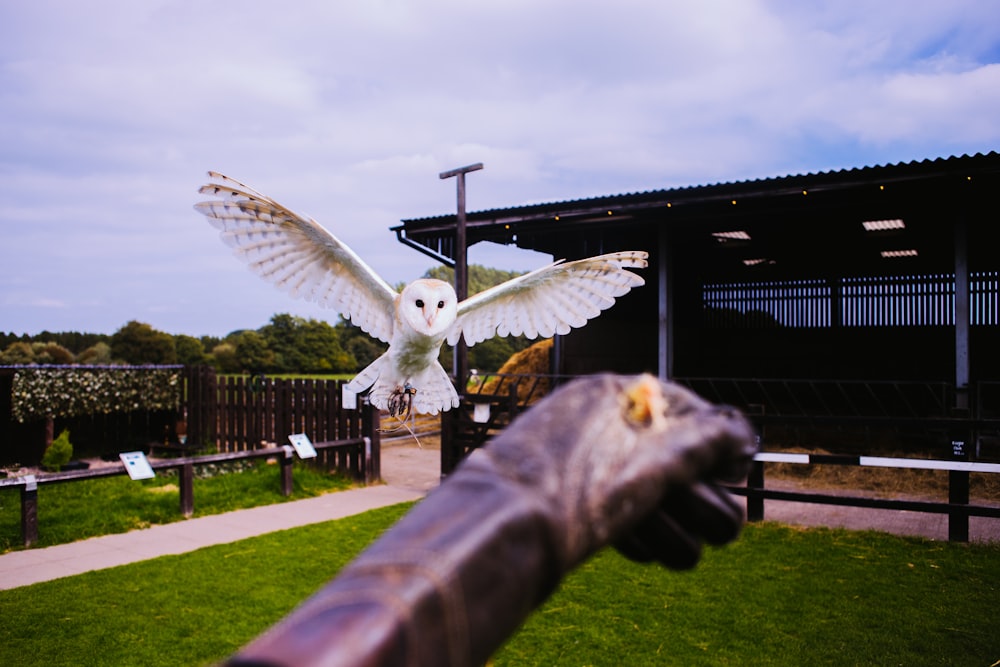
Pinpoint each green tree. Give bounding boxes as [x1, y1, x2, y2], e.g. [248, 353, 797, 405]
[210, 342, 240, 373]
[0, 341, 35, 365]
[335, 317, 386, 371]
[110, 321, 177, 365]
[0, 331, 109, 358]
[77, 342, 113, 365]
[41, 429, 73, 471]
[33, 330, 108, 355]
[468, 337, 518, 373]
[31, 341, 75, 364]
[200, 335, 222, 354]
[174, 334, 208, 366]
[233, 330, 276, 373]
[0, 332, 22, 350]
[259, 314, 355, 373]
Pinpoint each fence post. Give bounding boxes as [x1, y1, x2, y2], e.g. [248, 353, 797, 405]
[180, 462, 194, 518]
[747, 457, 765, 522]
[20, 476, 38, 548]
[745, 407, 765, 522]
[281, 446, 294, 496]
[363, 402, 381, 483]
[948, 433, 970, 542]
[948, 469, 970, 542]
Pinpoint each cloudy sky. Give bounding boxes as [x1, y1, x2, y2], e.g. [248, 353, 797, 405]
[2, 1, 999, 338]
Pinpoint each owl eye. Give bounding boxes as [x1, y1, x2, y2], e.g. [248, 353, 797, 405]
[415, 299, 425, 308]
[437, 300, 445, 309]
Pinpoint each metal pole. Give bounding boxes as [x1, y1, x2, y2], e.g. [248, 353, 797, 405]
[657, 224, 673, 381]
[954, 217, 969, 411]
[439, 163, 483, 388]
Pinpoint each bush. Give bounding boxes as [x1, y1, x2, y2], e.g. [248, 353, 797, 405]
[42, 429, 74, 471]
[0, 342, 36, 365]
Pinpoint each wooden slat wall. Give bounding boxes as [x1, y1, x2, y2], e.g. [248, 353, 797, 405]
[702, 271, 999, 328]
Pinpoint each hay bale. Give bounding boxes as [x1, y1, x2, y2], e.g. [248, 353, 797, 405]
[497, 338, 552, 375]
[478, 339, 553, 405]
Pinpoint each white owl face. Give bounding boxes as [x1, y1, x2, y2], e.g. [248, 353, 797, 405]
[399, 279, 458, 336]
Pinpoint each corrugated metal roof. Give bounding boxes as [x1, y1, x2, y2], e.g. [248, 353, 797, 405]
[397, 151, 1000, 227]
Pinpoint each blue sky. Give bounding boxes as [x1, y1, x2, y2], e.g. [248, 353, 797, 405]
[2, 0, 999, 337]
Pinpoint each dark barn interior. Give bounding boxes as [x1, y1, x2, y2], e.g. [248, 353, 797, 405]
[395, 152, 1000, 462]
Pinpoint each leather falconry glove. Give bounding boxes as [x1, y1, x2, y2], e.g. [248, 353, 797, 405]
[225, 373, 757, 667]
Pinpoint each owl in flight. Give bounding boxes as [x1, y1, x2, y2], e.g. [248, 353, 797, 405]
[195, 172, 648, 416]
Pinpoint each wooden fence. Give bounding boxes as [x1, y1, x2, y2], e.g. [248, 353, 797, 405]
[184, 368, 380, 473]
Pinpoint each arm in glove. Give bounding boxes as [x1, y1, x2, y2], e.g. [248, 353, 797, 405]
[225, 373, 756, 667]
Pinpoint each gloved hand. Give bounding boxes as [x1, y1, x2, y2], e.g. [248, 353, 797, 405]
[226, 374, 756, 667]
[472, 373, 756, 572]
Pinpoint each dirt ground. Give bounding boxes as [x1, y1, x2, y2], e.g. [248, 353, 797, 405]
[379, 435, 1000, 544]
[379, 435, 443, 493]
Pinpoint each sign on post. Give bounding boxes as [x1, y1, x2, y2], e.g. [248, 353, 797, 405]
[287, 433, 318, 459]
[119, 452, 156, 480]
[342, 385, 358, 410]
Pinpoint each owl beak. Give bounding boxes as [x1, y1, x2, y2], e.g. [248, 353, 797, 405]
[424, 308, 437, 327]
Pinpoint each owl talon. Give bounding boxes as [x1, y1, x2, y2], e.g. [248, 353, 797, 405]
[387, 383, 417, 419]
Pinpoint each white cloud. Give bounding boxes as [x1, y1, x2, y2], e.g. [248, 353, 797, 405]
[1, 0, 999, 335]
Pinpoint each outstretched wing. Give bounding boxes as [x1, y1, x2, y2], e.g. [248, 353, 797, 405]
[447, 251, 648, 346]
[195, 172, 398, 343]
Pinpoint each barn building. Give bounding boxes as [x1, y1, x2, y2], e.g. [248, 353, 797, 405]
[393, 152, 1000, 468]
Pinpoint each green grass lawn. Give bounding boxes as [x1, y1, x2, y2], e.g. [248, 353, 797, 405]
[0, 504, 996, 666]
[0, 460, 353, 552]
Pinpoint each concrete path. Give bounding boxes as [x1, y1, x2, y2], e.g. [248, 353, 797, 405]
[0, 484, 423, 590]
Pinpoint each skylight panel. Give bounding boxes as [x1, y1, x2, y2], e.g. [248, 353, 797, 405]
[863, 219, 905, 232]
[712, 230, 751, 240]
[712, 230, 751, 242]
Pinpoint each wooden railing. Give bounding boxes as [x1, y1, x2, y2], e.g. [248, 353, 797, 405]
[730, 452, 1000, 542]
[1, 437, 370, 548]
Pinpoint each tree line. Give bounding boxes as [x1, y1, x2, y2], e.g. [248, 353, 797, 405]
[1, 265, 536, 374]
[0, 315, 361, 373]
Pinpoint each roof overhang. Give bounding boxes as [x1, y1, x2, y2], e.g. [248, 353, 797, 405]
[392, 152, 1000, 271]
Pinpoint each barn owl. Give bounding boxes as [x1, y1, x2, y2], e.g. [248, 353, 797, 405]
[195, 172, 648, 416]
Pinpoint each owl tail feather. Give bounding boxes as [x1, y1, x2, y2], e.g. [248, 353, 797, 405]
[345, 354, 460, 416]
[410, 361, 461, 416]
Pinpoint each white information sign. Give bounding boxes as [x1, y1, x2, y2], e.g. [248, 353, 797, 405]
[342, 385, 358, 410]
[120, 451, 156, 480]
[473, 402, 491, 424]
[287, 433, 318, 459]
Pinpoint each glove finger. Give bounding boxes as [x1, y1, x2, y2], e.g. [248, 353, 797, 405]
[705, 406, 759, 483]
[613, 532, 655, 563]
[615, 508, 703, 570]
[661, 482, 744, 546]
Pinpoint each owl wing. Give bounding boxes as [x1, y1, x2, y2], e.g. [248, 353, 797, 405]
[194, 172, 398, 343]
[447, 251, 648, 346]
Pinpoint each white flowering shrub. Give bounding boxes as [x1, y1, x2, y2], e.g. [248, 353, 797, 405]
[10, 366, 181, 423]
